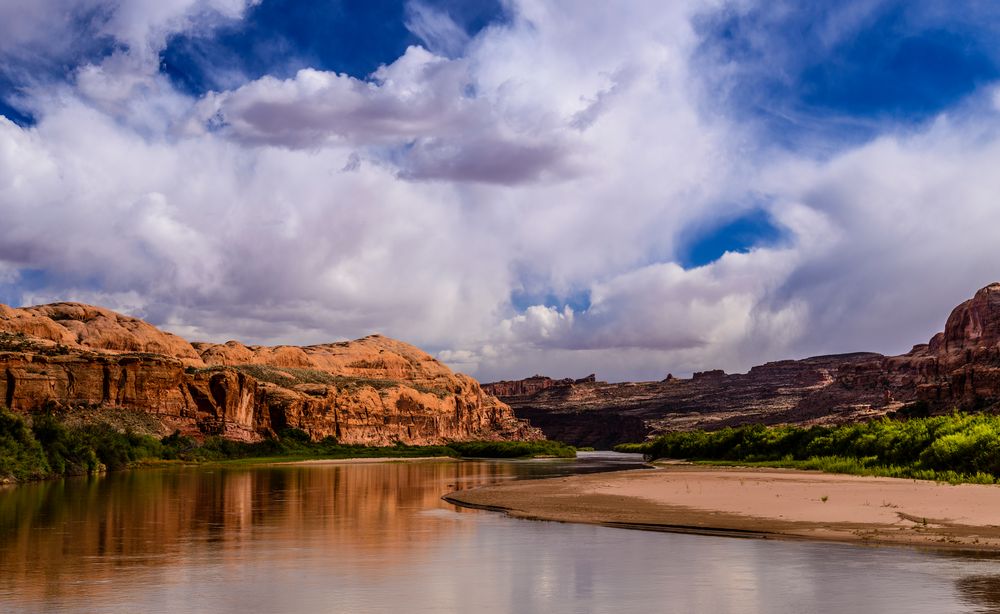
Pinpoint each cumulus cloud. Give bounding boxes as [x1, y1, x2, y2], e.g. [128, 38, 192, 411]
[191, 45, 577, 183]
[0, 0, 259, 129]
[2, 0, 1000, 383]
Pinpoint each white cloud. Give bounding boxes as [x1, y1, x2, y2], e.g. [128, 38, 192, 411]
[0, 0, 258, 71]
[191, 45, 578, 183]
[404, 1, 471, 58]
[2, 0, 1000, 384]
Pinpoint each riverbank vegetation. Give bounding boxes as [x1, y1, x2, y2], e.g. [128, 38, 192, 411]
[446, 440, 576, 458]
[616, 413, 1000, 484]
[0, 406, 575, 483]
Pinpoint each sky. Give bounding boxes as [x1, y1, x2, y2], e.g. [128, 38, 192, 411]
[2, 1, 1000, 382]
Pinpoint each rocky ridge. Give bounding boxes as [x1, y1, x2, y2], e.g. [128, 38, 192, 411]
[0, 302, 540, 444]
[484, 283, 1000, 447]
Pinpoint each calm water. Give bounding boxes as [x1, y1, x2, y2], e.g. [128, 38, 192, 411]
[2, 452, 1000, 613]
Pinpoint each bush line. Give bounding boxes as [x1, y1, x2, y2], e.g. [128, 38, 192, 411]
[615, 413, 1000, 484]
[0, 405, 575, 483]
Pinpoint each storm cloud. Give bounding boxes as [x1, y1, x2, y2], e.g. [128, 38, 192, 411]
[2, 0, 1000, 382]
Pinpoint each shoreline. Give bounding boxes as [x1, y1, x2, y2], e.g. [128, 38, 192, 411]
[272, 455, 458, 465]
[444, 464, 1000, 552]
[1, 455, 463, 487]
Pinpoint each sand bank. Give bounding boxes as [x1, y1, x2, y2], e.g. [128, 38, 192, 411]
[444, 464, 1000, 550]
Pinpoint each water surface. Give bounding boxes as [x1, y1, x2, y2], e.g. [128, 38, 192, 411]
[2, 452, 1000, 613]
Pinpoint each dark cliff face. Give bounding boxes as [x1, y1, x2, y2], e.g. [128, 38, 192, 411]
[482, 374, 595, 398]
[840, 282, 1000, 410]
[509, 406, 649, 449]
[0, 303, 541, 445]
[487, 353, 883, 447]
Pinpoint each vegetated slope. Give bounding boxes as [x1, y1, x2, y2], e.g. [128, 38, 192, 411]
[486, 283, 1000, 447]
[0, 303, 540, 445]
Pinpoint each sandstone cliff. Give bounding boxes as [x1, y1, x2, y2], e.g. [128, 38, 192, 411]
[0, 303, 540, 445]
[487, 283, 1000, 447]
[838, 282, 1000, 410]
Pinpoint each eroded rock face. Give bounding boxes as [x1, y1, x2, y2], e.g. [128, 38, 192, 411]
[0, 303, 540, 444]
[840, 282, 1000, 409]
[483, 374, 595, 398]
[487, 354, 882, 446]
[0, 303, 202, 363]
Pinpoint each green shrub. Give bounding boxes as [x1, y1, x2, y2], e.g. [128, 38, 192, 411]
[615, 413, 1000, 484]
[1, 403, 575, 483]
[0, 406, 50, 481]
[30, 413, 101, 475]
[279, 428, 312, 445]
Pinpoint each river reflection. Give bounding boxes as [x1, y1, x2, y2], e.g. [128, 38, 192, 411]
[1, 453, 1000, 613]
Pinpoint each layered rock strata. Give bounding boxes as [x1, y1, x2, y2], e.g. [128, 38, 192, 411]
[485, 354, 881, 446]
[839, 282, 1000, 409]
[0, 303, 540, 444]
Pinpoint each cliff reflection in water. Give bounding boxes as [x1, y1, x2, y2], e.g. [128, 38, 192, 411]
[0, 460, 512, 604]
[6, 453, 993, 614]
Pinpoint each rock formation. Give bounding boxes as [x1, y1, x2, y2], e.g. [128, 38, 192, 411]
[483, 374, 596, 398]
[485, 354, 881, 447]
[486, 283, 1000, 447]
[839, 282, 1000, 410]
[0, 302, 540, 445]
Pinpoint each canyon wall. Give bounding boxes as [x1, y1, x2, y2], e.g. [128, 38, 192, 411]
[0, 303, 540, 445]
[838, 282, 1000, 410]
[486, 354, 881, 446]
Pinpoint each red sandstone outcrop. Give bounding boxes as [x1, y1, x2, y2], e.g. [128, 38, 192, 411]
[0, 303, 540, 445]
[0, 303, 202, 363]
[837, 282, 1000, 409]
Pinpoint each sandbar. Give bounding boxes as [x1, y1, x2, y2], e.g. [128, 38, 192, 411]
[444, 464, 1000, 551]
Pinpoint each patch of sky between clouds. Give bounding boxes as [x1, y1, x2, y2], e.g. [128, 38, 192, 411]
[0, 267, 107, 307]
[159, 0, 507, 96]
[678, 208, 787, 270]
[694, 1, 1000, 149]
[0, 278, 21, 307]
[0, 269, 77, 307]
[510, 288, 592, 314]
[0, 97, 34, 127]
[0, 18, 121, 128]
[799, 24, 999, 119]
[0, 71, 37, 126]
[0, 268, 31, 307]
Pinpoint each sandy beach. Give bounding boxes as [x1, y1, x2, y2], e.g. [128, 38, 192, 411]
[444, 464, 1000, 550]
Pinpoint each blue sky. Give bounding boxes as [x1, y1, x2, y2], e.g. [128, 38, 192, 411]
[2, 0, 1000, 380]
[161, 0, 507, 94]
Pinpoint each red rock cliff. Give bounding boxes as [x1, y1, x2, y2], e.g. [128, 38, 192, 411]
[838, 282, 1000, 409]
[0, 303, 541, 444]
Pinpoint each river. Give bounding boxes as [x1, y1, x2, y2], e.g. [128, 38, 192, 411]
[2, 452, 1000, 613]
